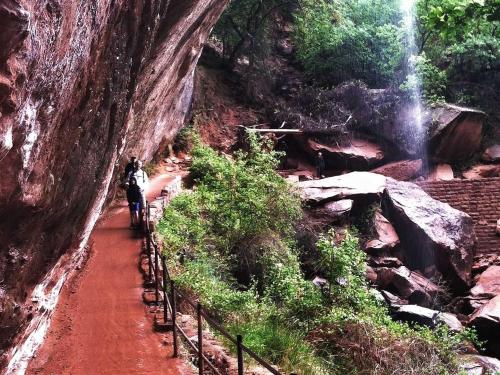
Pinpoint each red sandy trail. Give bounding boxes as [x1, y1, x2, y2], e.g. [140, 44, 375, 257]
[27, 173, 191, 375]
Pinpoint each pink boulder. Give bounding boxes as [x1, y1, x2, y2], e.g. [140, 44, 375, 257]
[427, 164, 454, 181]
[307, 138, 384, 169]
[371, 159, 422, 181]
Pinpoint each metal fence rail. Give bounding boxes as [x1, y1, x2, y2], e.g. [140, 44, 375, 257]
[144, 201, 286, 375]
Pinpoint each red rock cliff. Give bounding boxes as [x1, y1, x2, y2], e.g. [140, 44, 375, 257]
[0, 0, 228, 354]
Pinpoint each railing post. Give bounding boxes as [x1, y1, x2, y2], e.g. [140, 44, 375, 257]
[237, 335, 244, 375]
[146, 235, 153, 284]
[197, 303, 204, 375]
[171, 281, 178, 358]
[146, 202, 153, 284]
[161, 256, 168, 323]
[154, 244, 160, 305]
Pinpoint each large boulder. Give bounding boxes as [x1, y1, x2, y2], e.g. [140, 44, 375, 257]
[393, 305, 463, 331]
[321, 199, 353, 223]
[364, 210, 400, 253]
[428, 104, 486, 163]
[482, 144, 500, 163]
[460, 355, 500, 375]
[469, 295, 500, 357]
[371, 159, 422, 181]
[470, 266, 500, 300]
[375, 266, 441, 307]
[306, 138, 384, 170]
[383, 179, 476, 290]
[297, 172, 386, 204]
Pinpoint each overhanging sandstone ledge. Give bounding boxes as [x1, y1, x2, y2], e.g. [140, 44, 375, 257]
[0, 0, 228, 356]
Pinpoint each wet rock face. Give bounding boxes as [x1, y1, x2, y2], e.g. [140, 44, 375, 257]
[383, 179, 476, 290]
[0, 0, 228, 353]
[428, 104, 485, 163]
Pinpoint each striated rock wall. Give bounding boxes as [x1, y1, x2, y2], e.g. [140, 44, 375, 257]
[0, 0, 228, 355]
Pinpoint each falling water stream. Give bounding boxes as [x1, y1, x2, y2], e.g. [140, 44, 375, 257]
[400, 0, 428, 170]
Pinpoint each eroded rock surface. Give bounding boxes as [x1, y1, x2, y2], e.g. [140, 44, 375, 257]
[0, 0, 228, 355]
[429, 104, 485, 163]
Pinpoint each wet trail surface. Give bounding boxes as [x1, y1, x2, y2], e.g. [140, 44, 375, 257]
[27, 174, 190, 375]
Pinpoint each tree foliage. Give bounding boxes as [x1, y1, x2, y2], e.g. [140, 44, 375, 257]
[293, 0, 404, 87]
[417, 0, 500, 136]
[213, 0, 297, 66]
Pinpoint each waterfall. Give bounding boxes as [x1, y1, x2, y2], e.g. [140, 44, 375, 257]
[400, 0, 426, 165]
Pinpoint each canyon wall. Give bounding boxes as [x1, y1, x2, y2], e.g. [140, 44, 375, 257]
[0, 0, 228, 355]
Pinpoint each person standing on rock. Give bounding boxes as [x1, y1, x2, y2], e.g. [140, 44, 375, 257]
[126, 177, 142, 229]
[316, 151, 325, 179]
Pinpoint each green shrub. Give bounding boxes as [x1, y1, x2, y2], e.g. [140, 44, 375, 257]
[187, 132, 302, 255]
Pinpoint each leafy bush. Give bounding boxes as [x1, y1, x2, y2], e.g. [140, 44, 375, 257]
[188, 132, 302, 255]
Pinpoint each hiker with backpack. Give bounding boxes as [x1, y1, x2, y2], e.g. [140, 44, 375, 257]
[125, 160, 149, 226]
[126, 177, 142, 229]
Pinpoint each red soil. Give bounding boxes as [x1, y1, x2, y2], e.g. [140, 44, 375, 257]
[27, 173, 191, 375]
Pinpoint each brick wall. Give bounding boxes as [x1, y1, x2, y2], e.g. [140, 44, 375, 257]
[417, 178, 500, 255]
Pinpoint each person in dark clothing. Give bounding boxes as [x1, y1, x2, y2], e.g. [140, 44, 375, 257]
[277, 139, 289, 169]
[316, 151, 325, 179]
[126, 177, 142, 229]
[123, 156, 137, 185]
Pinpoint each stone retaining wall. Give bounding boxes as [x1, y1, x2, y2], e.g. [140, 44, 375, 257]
[417, 178, 500, 255]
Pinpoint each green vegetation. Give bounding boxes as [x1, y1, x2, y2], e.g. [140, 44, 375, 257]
[158, 134, 476, 374]
[213, 0, 499, 133]
[212, 0, 295, 66]
[293, 0, 404, 87]
[416, 0, 500, 138]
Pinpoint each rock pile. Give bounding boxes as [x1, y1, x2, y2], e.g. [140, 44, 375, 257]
[298, 171, 500, 358]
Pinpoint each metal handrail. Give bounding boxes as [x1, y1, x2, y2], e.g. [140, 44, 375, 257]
[145, 202, 284, 375]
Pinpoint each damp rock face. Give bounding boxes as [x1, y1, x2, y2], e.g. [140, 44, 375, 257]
[383, 179, 476, 290]
[0, 0, 228, 353]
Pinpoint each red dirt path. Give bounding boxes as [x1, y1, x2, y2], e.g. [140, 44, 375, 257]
[27, 173, 191, 375]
